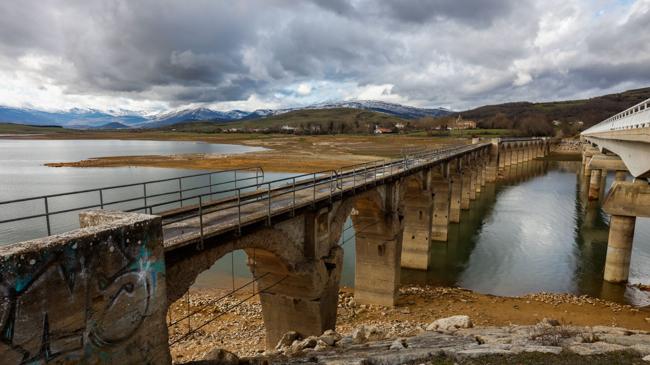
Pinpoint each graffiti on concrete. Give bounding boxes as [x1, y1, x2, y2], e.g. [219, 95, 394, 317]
[0, 222, 165, 364]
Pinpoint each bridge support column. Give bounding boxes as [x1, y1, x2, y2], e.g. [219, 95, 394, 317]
[602, 180, 650, 283]
[247, 203, 351, 348]
[469, 165, 478, 200]
[588, 169, 602, 201]
[449, 160, 462, 223]
[401, 172, 433, 270]
[461, 166, 471, 210]
[504, 147, 512, 167]
[354, 181, 404, 306]
[477, 156, 480, 188]
[486, 138, 499, 182]
[604, 215, 636, 283]
[497, 145, 506, 172]
[431, 165, 450, 242]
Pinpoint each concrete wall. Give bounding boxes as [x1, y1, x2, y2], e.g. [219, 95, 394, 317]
[0, 210, 170, 365]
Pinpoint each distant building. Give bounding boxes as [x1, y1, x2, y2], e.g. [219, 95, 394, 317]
[394, 122, 405, 129]
[374, 125, 394, 134]
[451, 116, 477, 130]
[552, 120, 562, 126]
[281, 125, 297, 132]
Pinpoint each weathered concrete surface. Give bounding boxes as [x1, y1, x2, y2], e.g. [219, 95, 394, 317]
[449, 171, 462, 223]
[604, 215, 636, 283]
[431, 166, 450, 242]
[588, 154, 628, 171]
[602, 181, 650, 217]
[601, 180, 650, 283]
[0, 210, 171, 365]
[353, 182, 404, 307]
[250, 202, 352, 349]
[401, 173, 433, 270]
[588, 168, 603, 201]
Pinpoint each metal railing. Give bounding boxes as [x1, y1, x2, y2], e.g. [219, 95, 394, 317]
[0, 144, 488, 245]
[157, 144, 485, 248]
[0, 167, 264, 238]
[582, 98, 650, 135]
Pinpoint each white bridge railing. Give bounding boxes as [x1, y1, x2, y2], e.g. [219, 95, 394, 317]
[582, 98, 650, 135]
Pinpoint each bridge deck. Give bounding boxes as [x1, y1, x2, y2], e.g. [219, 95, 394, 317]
[161, 144, 488, 252]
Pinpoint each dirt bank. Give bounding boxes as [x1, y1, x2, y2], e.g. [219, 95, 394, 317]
[167, 285, 650, 362]
[37, 132, 463, 173]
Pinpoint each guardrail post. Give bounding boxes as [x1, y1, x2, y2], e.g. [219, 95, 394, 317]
[312, 173, 316, 207]
[292, 177, 296, 216]
[237, 189, 242, 235]
[198, 196, 204, 250]
[143, 184, 148, 213]
[44, 197, 51, 236]
[267, 183, 272, 226]
[99, 189, 104, 209]
[178, 178, 183, 207]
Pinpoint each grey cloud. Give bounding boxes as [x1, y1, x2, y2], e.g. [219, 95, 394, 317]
[377, 0, 521, 28]
[0, 0, 648, 111]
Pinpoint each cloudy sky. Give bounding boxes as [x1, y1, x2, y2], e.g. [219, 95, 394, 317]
[1, 0, 649, 113]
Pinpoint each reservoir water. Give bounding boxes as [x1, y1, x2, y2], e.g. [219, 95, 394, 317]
[0, 139, 279, 244]
[1, 139, 648, 307]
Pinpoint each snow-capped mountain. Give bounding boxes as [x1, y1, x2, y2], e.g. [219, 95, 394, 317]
[0, 100, 452, 129]
[0, 106, 148, 128]
[297, 100, 450, 119]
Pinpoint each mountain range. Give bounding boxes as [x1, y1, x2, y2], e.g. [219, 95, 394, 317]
[0, 100, 451, 129]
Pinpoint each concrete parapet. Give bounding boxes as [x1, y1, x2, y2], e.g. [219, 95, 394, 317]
[0, 210, 170, 364]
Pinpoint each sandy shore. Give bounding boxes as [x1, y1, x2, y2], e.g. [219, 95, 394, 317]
[34, 132, 462, 172]
[167, 285, 650, 362]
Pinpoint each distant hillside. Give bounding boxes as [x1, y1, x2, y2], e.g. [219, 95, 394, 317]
[0, 123, 67, 134]
[164, 108, 412, 134]
[458, 87, 650, 129]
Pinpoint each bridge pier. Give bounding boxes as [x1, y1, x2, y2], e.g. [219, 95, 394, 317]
[602, 180, 650, 283]
[401, 172, 433, 270]
[353, 181, 404, 307]
[250, 204, 350, 348]
[431, 164, 451, 242]
[588, 168, 602, 201]
[469, 163, 478, 201]
[503, 146, 513, 167]
[485, 138, 499, 183]
[449, 160, 463, 223]
[461, 162, 472, 210]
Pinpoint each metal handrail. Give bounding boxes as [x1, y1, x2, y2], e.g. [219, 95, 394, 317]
[0, 167, 264, 234]
[1, 143, 490, 243]
[158, 144, 487, 241]
[582, 98, 650, 135]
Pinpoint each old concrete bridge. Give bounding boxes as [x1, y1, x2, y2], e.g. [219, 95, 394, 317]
[581, 97, 650, 285]
[0, 137, 550, 363]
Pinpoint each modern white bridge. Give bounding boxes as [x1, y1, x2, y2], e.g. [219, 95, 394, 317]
[580, 98, 650, 284]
